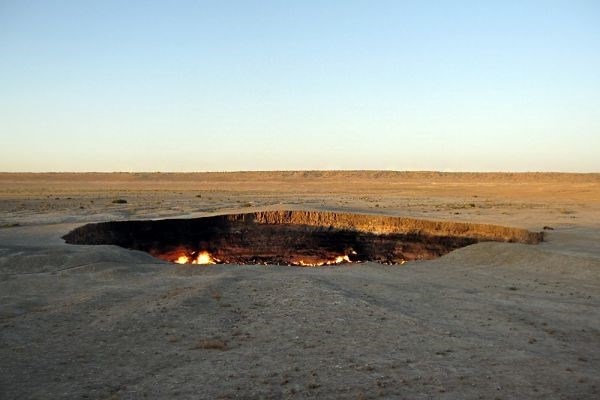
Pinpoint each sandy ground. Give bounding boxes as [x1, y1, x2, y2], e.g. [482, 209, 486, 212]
[0, 172, 599, 399]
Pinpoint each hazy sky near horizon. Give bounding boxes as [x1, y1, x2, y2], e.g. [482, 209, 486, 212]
[1, 1, 599, 172]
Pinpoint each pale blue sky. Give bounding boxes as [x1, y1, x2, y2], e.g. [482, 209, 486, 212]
[1, 1, 599, 172]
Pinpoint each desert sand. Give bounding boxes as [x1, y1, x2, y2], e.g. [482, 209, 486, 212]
[1, 171, 599, 399]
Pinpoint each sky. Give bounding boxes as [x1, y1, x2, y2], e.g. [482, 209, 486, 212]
[1, 1, 599, 172]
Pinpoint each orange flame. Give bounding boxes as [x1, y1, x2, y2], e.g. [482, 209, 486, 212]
[174, 255, 190, 264]
[169, 250, 355, 266]
[192, 251, 218, 265]
[170, 250, 219, 265]
[292, 254, 352, 267]
[330, 255, 351, 264]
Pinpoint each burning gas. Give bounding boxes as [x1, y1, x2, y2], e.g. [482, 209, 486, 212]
[173, 250, 218, 265]
[292, 254, 352, 267]
[157, 247, 357, 267]
[174, 255, 189, 264]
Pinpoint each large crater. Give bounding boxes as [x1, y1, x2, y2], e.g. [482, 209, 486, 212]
[62, 210, 543, 266]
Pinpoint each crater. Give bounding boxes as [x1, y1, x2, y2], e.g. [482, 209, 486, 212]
[62, 210, 543, 266]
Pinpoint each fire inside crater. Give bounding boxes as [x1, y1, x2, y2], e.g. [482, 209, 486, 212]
[62, 210, 542, 266]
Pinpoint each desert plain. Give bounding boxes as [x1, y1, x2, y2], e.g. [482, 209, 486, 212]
[0, 171, 599, 399]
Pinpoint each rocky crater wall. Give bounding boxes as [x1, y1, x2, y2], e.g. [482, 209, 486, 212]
[62, 210, 543, 265]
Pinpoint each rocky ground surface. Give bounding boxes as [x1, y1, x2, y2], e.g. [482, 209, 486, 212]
[1, 172, 599, 399]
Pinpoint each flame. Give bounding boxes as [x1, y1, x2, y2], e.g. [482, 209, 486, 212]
[331, 255, 351, 264]
[174, 255, 190, 264]
[192, 251, 217, 265]
[162, 249, 406, 266]
[169, 250, 219, 265]
[292, 254, 352, 267]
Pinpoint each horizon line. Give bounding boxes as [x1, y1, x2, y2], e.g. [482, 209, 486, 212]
[1, 169, 599, 175]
